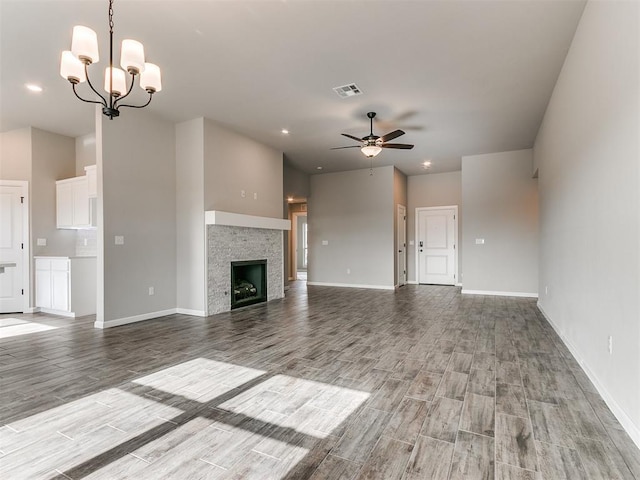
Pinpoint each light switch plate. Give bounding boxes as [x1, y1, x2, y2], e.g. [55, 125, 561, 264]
[115, 235, 124, 245]
[409, 240, 414, 246]
[37, 238, 47, 246]
[475, 238, 485, 244]
[322, 240, 329, 246]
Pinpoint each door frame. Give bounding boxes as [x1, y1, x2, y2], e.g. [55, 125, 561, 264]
[291, 211, 307, 281]
[415, 205, 458, 285]
[397, 204, 407, 287]
[0, 180, 30, 313]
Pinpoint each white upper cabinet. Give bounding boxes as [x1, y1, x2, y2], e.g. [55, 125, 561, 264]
[84, 165, 97, 198]
[56, 175, 93, 229]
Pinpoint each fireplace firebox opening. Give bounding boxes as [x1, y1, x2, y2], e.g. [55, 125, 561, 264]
[230, 260, 267, 309]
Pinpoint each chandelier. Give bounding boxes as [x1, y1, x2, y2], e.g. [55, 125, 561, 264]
[59, 0, 161, 119]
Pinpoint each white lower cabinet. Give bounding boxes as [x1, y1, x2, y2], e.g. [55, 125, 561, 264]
[35, 257, 96, 317]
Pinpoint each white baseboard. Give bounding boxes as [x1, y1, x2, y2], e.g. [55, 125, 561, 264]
[39, 307, 76, 318]
[407, 280, 418, 285]
[95, 308, 177, 329]
[175, 308, 207, 317]
[461, 289, 538, 298]
[538, 303, 640, 450]
[455, 282, 463, 287]
[25, 307, 40, 314]
[307, 281, 395, 291]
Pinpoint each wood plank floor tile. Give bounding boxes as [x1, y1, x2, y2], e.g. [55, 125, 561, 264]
[355, 435, 413, 480]
[404, 435, 454, 480]
[382, 397, 429, 444]
[460, 393, 495, 438]
[495, 413, 538, 471]
[331, 407, 393, 463]
[309, 454, 361, 480]
[536, 440, 587, 479]
[449, 430, 495, 480]
[420, 396, 463, 443]
[468, 368, 496, 397]
[496, 383, 528, 418]
[496, 462, 541, 480]
[435, 371, 469, 401]
[405, 370, 442, 402]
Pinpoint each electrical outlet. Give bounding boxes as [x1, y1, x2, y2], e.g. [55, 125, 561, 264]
[254, 192, 258, 200]
[322, 240, 329, 246]
[148, 287, 154, 296]
[475, 238, 485, 245]
[114, 235, 124, 245]
[37, 238, 47, 246]
[83, 238, 88, 247]
[608, 336, 613, 355]
[241, 190, 246, 198]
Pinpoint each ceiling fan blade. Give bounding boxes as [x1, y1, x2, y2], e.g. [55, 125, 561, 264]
[380, 129, 405, 142]
[330, 145, 362, 150]
[381, 143, 414, 149]
[341, 133, 364, 143]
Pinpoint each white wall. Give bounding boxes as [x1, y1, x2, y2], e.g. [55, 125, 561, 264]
[75, 133, 96, 176]
[407, 171, 462, 283]
[0, 128, 32, 181]
[462, 149, 538, 295]
[97, 108, 176, 326]
[204, 119, 283, 219]
[308, 166, 395, 289]
[176, 118, 206, 315]
[534, 0, 639, 444]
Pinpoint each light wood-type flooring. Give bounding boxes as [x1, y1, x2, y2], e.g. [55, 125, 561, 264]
[1, 283, 639, 479]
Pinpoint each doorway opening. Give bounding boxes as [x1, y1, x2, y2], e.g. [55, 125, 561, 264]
[289, 202, 308, 282]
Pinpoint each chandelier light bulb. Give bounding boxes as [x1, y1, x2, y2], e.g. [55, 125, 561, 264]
[140, 63, 162, 93]
[71, 26, 99, 64]
[60, 50, 87, 83]
[120, 39, 145, 74]
[104, 67, 127, 97]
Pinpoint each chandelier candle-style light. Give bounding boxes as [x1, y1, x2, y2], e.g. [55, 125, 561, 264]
[60, 0, 161, 119]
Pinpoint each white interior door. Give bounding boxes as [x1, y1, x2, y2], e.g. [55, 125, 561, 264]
[397, 205, 406, 286]
[0, 184, 26, 313]
[417, 207, 457, 285]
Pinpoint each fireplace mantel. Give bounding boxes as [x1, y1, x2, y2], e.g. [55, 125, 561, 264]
[205, 210, 290, 231]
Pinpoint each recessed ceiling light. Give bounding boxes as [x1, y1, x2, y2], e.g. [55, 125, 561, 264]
[25, 84, 43, 93]
[316, 166, 323, 170]
[281, 129, 289, 135]
[422, 161, 432, 168]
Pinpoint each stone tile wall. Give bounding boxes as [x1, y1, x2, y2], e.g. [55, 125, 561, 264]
[207, 225, 284, 314]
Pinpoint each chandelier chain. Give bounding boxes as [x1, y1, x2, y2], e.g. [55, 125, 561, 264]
[108, 0, 114, 34]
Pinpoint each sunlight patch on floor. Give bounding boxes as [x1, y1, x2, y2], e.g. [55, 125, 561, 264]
[0, 318, 58, 338]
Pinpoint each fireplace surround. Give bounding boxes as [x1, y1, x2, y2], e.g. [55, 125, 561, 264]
[206, 211, 288, 314]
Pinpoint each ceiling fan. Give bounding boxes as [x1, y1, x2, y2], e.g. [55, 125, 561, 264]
[331, 112, 414, 158]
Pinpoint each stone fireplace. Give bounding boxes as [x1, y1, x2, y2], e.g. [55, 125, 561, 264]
[206, 211, 289, 314]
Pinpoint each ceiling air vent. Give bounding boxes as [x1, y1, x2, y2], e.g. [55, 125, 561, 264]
[333, 83, 363, 98]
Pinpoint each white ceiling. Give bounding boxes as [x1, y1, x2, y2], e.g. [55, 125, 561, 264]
[0, 0, 586, 176]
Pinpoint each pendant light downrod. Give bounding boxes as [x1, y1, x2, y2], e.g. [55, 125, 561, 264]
[59, 0, 162, 119]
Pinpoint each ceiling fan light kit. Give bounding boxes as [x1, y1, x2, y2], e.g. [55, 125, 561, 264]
[332, 111, 414, 158]
[59, 0, 162, 119]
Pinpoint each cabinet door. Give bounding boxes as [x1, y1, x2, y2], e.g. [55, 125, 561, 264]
[85, 166, 97, 198]
[51, 270, 69, 311]
[56, 182, 74, 228]
[35, 269, 52, 308]
[72, 178, 90, 227]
